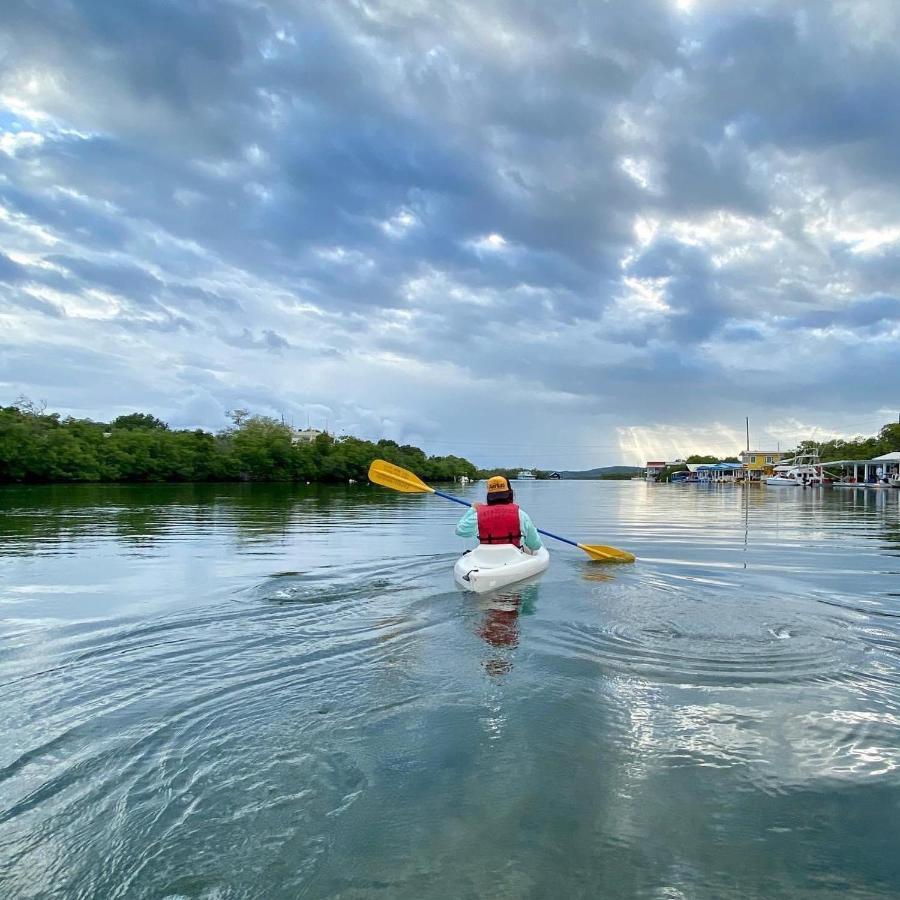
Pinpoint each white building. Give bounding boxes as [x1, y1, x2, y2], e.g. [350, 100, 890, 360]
[291, 427, 324, 445]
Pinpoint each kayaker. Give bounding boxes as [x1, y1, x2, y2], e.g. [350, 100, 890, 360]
[455, 475, 543, 552]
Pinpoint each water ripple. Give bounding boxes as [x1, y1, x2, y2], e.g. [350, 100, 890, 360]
[1, 482, 899, 898]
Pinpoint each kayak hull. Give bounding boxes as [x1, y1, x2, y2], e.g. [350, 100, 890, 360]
[454, 544, 550, 593]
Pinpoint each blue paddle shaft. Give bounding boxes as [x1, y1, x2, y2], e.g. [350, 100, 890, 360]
[432, 489, 579, 549]
[532, 528, 578, 548]
[432, 489, 471, 507]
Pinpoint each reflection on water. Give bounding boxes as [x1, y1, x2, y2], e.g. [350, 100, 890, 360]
[476, 583, 539, 677]
[1, 481, 899, 898]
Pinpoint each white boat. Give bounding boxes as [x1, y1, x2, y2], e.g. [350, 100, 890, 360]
[891, 474, 900, 488]
[515, 470, 536, 480]
[765, 451, 828, 486]
[454, 544, 550, 593]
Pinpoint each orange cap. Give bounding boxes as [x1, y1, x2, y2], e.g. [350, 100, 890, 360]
[487, 475, 510, 494]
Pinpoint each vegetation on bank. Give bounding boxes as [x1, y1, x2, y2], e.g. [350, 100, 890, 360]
[0, 401, 480, 485]
[795, 423, 900, 462]
[6, 398, 896, 487]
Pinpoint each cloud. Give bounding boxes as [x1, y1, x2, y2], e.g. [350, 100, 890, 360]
[223, 327, 290, 353]
[1, 0, 899, 466]
[0, 251, 27, 282]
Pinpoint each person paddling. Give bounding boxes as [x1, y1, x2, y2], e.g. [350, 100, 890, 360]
[455, 475, 543, 553]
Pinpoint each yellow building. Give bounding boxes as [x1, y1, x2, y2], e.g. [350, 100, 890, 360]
[739, 450, 785, 476]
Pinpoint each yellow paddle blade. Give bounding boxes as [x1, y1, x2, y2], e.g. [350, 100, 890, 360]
[578, 543, 636, 563]
[368, 459, 435, 494]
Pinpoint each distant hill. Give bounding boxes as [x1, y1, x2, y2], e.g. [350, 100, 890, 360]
[558, 465, 643, 479]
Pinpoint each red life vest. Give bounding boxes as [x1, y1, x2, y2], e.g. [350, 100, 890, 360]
[476, 503, 522, 548]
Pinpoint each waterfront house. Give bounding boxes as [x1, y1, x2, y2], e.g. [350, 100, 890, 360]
[645, 461, 667, 481]
[695, 462, 745, 483]
[739, 450, 786, 481]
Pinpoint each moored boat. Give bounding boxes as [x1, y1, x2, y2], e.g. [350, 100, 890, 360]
[454, 544, 550, 593]
[765, 451, 828, 486]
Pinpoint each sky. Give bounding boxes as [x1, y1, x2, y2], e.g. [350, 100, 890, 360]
[1, 0, 899, 469]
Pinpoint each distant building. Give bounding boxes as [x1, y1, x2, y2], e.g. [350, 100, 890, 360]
[740, 450, 785, 480]
[291, 427, 324, 445]
[645, 461, 666, 480]
[695, 462, 745, 483]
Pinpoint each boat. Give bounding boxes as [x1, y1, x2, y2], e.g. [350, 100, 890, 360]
[454, 544, 550, 593]
[765, 451, 828, 486]
[515, 470, 536, 480]
[892, 474, 900, 488]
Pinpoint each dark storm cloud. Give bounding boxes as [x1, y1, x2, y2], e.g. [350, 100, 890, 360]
[2, 0, 900, 460]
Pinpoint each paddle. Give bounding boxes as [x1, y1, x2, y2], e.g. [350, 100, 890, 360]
[368, 459, 636, 563]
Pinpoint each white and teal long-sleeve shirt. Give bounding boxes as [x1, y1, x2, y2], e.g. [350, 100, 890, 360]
[455, 506, 543, 551]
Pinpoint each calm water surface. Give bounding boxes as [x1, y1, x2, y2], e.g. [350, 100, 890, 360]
[1, 481, 899, 899]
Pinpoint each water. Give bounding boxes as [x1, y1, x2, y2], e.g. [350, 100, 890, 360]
[1, 480, 899, 899]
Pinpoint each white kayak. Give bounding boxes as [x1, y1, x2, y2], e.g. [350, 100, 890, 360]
[453, 544, 550, 593]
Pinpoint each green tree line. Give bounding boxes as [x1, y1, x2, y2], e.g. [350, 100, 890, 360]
[0, 401, 481, 485]
[793, 422, 900, 461]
